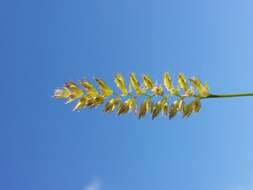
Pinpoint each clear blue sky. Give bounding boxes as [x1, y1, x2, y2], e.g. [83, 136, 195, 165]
[1, 0, 253, 190]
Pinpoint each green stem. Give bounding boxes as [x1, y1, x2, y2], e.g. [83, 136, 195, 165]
[203, 92, 253, 99]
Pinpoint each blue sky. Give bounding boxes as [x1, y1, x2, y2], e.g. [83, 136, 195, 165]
[1, 0, 253, 189]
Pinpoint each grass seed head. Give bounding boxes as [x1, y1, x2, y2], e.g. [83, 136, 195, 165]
[54, 72, 209, 119]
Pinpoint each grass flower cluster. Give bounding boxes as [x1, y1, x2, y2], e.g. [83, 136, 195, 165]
[53, 72, 213, 119]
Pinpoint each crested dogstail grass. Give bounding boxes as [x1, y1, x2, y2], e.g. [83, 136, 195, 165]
[53, 72, 253, 119]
